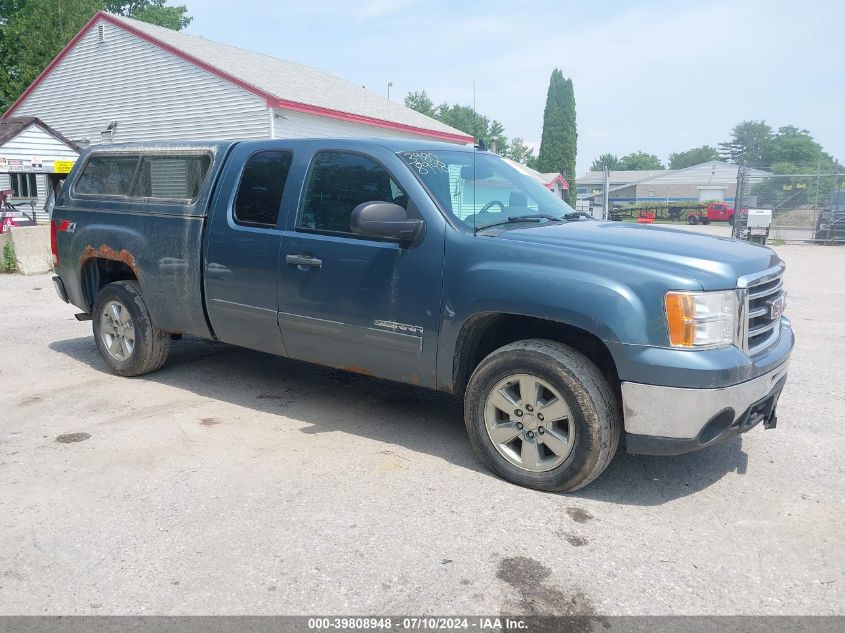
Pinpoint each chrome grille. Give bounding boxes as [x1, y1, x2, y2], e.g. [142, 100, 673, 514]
[739, 264, 786, 355]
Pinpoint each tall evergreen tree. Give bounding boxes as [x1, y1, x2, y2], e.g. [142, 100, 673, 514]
[536, 69, 577, 205]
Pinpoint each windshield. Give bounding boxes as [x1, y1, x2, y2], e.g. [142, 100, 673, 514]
[399, 150, 576, 230]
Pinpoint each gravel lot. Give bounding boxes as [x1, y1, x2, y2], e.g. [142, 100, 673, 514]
[1, 243, 843, 616]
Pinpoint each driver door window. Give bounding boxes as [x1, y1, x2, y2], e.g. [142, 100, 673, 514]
[297, 151, 407, 236]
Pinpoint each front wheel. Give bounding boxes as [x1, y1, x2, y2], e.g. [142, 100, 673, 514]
[92, 280, 171, 376]
[464, 340, 620, 492]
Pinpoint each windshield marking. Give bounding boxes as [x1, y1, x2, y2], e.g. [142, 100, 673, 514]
[401, 152, 448, 175]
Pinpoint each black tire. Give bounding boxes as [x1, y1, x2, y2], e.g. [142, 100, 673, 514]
[701, 217, 711, 225]
[464, 339, 620, 492]
[688, 214, 700, 225]
[92, 280, 170, 377]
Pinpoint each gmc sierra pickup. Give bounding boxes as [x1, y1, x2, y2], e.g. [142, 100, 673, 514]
[50, 138, 793, 491]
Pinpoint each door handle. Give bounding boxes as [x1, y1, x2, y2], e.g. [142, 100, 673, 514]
[285, 254, 322, 269]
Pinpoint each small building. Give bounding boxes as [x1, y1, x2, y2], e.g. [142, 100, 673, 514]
[502, 158, 569, 200]
[576, 169, 666, 200]
[2, 11, 472, 156]
[577, 161, 771, 210]
[0, 117, 80, 223]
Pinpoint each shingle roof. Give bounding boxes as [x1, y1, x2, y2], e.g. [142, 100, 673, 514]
[95, 13, 471, 142]
[501, 159, 569, 189]
[578, 162, 772, 187]
[578, 169, 667, 185]
[0, 116, 80, 150]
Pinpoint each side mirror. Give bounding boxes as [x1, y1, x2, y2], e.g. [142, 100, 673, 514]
[350, 201, 424, 244]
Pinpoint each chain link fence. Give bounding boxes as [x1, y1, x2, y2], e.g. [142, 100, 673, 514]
[732, 167, 845, 243]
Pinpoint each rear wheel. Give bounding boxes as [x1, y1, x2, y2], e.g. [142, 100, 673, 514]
[92, 281, 170, 376]
[464, 339, 620, 492]
[688, 214, 700, 225]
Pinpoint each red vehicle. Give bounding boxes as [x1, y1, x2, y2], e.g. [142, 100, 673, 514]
[0, 188, 37, 233]
[688, 202, 735, 225]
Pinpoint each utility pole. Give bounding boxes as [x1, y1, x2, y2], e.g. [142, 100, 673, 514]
[603, 165, 610, 220]
[732, 163, 746, 240]
[387, 81, 393, 99]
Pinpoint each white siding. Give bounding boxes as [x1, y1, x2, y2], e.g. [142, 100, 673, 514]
[0, 124, 79, 161]
[0, 125, 79, 222]
[13, 17, 270, 145]
[273, 108, 448, 142]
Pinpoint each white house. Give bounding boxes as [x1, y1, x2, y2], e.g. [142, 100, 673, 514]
[2, 11, 472, 157]
[502, 158, 570, 200]
[0, 117, 80, 223]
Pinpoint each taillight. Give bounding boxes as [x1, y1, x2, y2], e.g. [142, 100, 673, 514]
[50, 219, 59, 267]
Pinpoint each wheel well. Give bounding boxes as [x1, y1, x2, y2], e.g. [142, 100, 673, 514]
[452, 313, 620, 398]
[81, 258, 138, 311]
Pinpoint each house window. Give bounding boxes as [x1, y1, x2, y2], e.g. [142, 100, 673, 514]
[11, 173, 38, 198]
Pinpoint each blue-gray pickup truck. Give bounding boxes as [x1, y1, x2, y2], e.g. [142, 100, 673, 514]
[50, 139, 793, 491]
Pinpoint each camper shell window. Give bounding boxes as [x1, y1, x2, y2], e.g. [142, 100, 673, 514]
[73, 152, 212, 202]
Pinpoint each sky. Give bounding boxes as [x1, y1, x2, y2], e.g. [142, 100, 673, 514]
[184, 0, 845, 175]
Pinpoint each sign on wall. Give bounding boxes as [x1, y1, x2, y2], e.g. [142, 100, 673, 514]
[0, 156, 76, 174]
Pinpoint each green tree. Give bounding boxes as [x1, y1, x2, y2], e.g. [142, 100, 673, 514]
[536, 68, 577, 205]
[1, 0, 192, 113]
[436, 103, 491, 145]
[487, 119, 507, 155]
[589, 153, 620, 171]
[403, 90, 435, 118]
[668, 145, 720, 169]
[105, 1, 191, 30]
[616, 151, 663, 170]
[506, 138, 537, 167]
[718, 120, 773, 166]
[767, 125, 836, 172]
[405, 91, 514, 154]
[749, 126, 841, 208]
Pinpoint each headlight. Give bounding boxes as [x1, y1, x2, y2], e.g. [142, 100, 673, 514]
[664, 290, 739, 349]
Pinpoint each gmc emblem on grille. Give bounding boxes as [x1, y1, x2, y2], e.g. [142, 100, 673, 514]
[769, 295, 785, 320]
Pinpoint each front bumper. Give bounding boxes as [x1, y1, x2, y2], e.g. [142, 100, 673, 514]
[622, 359, 789, 455]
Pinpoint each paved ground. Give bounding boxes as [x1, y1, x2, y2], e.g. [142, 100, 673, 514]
[1, 244, 843, 616]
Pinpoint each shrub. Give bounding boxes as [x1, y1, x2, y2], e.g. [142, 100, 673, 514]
[2, 238, 17, 273]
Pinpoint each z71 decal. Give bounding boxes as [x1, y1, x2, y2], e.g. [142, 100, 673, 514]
[374, 320, 423, 336]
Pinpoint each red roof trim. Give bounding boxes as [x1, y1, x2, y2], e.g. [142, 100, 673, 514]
[545, 174, 569, 190]
[4, 12, 474, 144]
[268, 98, 474, 143]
